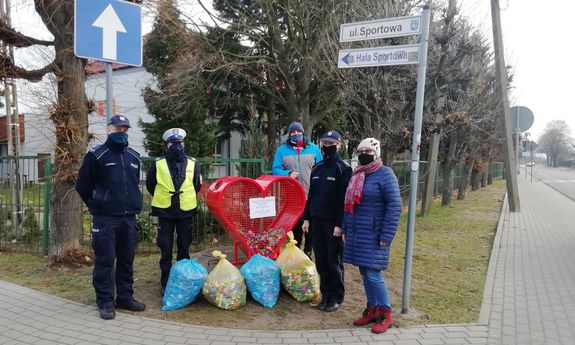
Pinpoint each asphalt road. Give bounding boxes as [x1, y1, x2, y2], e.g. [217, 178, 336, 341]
[522, 164, 575, 201]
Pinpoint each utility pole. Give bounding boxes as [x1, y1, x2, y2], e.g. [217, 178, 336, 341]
[490, 0, 520, 211]
[0, 0, 23, 233]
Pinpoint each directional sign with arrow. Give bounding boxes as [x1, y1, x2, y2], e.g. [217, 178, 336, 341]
[338, 44, 420, 69]
[74, 0, 142, 66]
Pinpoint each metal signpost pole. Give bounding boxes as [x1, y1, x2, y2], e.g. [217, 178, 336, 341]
[402, 4, 430, 314]
[530, 140, 534, 182]
[516, 107, 520, 175]
[337, 4, 429, 315]
[521, 132, 531, 179]
[106, 62, 113, 121]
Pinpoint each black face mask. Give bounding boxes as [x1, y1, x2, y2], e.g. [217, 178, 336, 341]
[322, 145, 337, 157]
[358, 153, 375, 165]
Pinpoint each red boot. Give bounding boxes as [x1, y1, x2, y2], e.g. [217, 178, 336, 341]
[353, 305, 377, 326]
[371, 307, 392, 334]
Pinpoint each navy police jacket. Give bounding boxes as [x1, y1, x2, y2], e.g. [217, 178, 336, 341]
[76, 137, 143, 216]
[304, 152, 352, 227]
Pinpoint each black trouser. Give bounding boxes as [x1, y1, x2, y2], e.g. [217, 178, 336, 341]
[311, 218, 345, 304]
[157, 217, 193, 288]
[293, 217, 313, 254]
[91, 215, 138, 308]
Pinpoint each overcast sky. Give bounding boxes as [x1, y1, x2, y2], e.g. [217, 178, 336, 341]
[461, 0, 575, 141]
[10, 0, 575, 142]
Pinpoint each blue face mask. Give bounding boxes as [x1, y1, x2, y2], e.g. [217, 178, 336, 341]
[168, 143, 185, 155]
[109, 132, 128, 146]
[290, 134, 303, 143]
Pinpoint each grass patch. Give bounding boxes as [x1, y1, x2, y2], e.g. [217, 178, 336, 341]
[0, 180, 506, 329]
[387, 180, 505, 325]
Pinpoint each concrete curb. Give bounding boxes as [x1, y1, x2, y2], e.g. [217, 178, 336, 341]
[478, 190, 508, 325]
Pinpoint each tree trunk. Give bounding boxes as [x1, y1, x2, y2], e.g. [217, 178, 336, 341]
[421, 129, 440, 216]
[48, 13, 89, 262]
[481, 157, 490, 187]
[441, 133, 457, 206]
[457, 160, 472, 200]
[266, 97, 277, 157]
[487, 159, 494, 185]
[441, 161, 455, 206]
[471, 166, 481, 191]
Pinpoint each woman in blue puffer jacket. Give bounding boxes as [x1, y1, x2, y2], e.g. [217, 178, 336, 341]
[342, 138, 402, 334]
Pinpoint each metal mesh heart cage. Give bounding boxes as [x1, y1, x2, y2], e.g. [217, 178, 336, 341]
[206, 175, 306, 264]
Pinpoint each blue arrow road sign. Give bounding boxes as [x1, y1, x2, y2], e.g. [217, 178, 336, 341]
[74, 0, 142, 66]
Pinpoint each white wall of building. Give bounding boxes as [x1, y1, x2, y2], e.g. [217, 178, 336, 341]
[85, 67, 156, 156]
[15, 65, 244, 182]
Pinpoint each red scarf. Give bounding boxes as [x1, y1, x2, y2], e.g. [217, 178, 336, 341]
[344, 158, 382, 213]
[294, 139, 304, 154]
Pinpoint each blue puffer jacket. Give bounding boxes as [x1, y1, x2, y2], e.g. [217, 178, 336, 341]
[272, 137, 322, 195]
[342, 166, 402, 270]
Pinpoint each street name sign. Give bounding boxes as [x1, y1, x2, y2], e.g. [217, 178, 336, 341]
[74, 0, 142, 66]
[340, 16, 421, 43]
[338, 44, 419, 68]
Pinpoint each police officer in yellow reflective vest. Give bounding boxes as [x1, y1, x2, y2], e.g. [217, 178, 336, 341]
[146, 128, 202, 294]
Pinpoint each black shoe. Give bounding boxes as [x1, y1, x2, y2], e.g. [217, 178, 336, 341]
[115, 299, 146, 312]
[98, 306, 116, 320]
[324, 302, 341, 312]
[318, 299, 329, 311]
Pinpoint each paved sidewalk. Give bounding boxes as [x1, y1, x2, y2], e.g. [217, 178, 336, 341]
[481, 176, 575, 345]
[1, 176, 574, 345]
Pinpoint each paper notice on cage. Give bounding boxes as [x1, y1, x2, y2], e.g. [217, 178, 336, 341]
[249, 197, 276, 219]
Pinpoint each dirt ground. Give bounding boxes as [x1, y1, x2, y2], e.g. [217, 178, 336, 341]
[116, 246, 407, 331]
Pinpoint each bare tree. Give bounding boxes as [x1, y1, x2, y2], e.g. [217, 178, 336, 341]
[335, 0, 422, 163]
[0, 0, 142, 263]
[539, 120, 573, 167]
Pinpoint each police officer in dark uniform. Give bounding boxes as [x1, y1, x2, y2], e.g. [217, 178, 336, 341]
[303, 130, 352, 312]
[145, 128, 202, 295]
[76, 115, 145, 320]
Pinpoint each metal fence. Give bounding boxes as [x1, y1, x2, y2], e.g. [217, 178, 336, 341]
[0, 155, 504, 255]
[0, 155, 51, 255]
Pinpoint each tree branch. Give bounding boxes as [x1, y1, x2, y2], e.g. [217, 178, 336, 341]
[0, 53, 55, 82]
[0, 20, 54, 47]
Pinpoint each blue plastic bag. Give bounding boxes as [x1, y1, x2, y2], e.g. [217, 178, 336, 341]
[162, 258, 208, 311]
[240, 254, 281, 308]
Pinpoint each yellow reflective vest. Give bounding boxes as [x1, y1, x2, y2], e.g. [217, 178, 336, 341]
[151, 158, 197, 211]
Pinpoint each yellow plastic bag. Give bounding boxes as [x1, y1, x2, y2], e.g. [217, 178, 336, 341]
[202, 251, 247, 310]
[275, 233, 321, 302]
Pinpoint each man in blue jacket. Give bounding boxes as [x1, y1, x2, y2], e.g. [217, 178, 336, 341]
[272, 121, 322, 257]
[303, 130, 351, 312]
[76, 115, 145, 320]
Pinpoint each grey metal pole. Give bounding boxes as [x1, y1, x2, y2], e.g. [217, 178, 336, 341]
[105, 62, 113, 121]
[402, 4, 431, 315]
[530, 140, 534, 182]
[524, 133, 528, 179]
[516, 108, 520, 175]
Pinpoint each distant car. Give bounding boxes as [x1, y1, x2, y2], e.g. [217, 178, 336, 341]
[526, 162, 535, 167]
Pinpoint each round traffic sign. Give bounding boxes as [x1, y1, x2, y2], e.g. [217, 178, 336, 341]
[510, 106, 534, 132]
